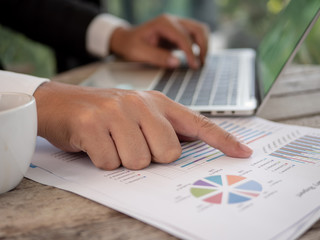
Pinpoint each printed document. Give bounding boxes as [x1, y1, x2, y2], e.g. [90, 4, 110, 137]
[26, 117, 320, 240]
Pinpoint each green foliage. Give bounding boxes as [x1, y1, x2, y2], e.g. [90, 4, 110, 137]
[107, 0, 191, 24]
[0, 25, 56, 78]
[215, 0, 289, 40]
[296, 17, 320, 64]
[214, 0, 319, 64]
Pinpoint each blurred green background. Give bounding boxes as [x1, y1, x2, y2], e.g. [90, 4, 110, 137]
[0, 0, 319, 78]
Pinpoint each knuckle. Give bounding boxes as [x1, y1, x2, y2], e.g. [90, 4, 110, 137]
[124, 91, 152, 113]
[102, 99, 123, 119]
[155, 147, 182, 164]
[148, 90, 166, 98]
[147, 90, 171, 104]
[125, 91, 146, 105]
[194, 114, 220, 138]
[126, 46, 140, 59]
[223, 131, 236, 142]
[123, 155, 151, 170]
[159, 13, 172, 21]
[195, 114, 214, 129]
[100, 93, 134, 119]
[194, 113, 236, 144]
[94, 159, 121, 171]
[156, 14, 176, 28]
[74, 108, 97, 130]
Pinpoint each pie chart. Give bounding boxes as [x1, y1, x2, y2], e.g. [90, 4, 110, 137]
[190, 175, 262, 204]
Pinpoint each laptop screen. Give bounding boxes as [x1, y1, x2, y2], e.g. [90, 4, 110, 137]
[257, 0, 320, 100]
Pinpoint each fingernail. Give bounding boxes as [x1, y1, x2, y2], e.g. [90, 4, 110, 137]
[239, 142, 253, 154]
[167, 56, 180, 68]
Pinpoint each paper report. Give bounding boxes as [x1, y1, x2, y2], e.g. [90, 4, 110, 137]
[26, 117, 320, 240]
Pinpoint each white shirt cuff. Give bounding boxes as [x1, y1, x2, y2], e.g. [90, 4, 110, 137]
[0, 70, 50, 96]
[86, 14, 130, 58]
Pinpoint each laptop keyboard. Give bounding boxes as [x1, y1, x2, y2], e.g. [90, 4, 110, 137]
[153, 55, 239, 106]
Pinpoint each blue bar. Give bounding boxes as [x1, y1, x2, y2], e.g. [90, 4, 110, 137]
[228, 125, 240, 132]
[243, 131, 266, 142]
[218, 121, 228, 127]
[241, 129, 260, 138]
[237, 128, 254, 137]
[288, 142, 317, 152]
[297, 138, 320, 147]
[232, 127, 246, 134]
[223, 123, 234, 130]
[291, 141, 320, 151]
[177, 145, 208, 161]
[181, 153, 224, 168]
[275, 149, 320, 161]
[194, 149, 216, 158]
[181, 141, 202, 150]
[284, 145, 319, 155]
[270, 153, 305, 164]
[304, 135, 320, 143]
[206, 154, 225, 162]
[181, 143, 207, 155]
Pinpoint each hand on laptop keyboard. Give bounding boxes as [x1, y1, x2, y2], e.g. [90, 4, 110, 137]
[110, 14, 209, 69]
[34, 81, 253, 170]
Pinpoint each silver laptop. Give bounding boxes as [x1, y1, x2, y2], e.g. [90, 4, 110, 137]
[82, 0, 320, 116]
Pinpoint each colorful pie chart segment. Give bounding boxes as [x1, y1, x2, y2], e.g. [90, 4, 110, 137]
[190, 175, 262, 204]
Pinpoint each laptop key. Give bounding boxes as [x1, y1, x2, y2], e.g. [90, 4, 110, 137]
[166, 70, 187, 100]
[178, 70, 201, 105]
[154, 70, 174, 92]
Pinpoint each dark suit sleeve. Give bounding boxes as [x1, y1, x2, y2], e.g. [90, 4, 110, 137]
[0, 0, 100, 58]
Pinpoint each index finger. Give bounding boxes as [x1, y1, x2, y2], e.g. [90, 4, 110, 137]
[166, 102, 253, 158]
[178, 18, 210, 65]
[154, 15, 199, 68]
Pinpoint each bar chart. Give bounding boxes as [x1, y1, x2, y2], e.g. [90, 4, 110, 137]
[174, 118, 277, 169]
[270, 135, 320, 165]
[218, 120, 273, 144]
[147, 118, 282, 178]
[177, 141, 224, 168]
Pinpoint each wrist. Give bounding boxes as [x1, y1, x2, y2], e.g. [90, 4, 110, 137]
[110, 26, 131, 57]
[33, 81, 69, 138]
[86, 14, 131, 57]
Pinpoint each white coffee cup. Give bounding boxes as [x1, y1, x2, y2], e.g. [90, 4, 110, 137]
[0, 92, 37, 194]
